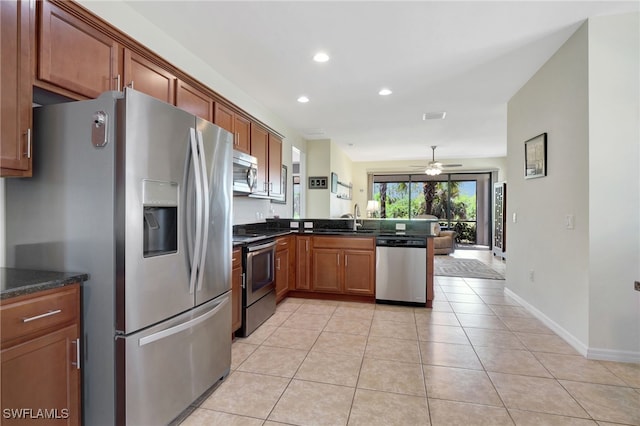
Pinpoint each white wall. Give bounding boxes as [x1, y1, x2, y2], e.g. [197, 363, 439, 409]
[507, 22, 590, 351]
[306, 140, 332, 218]
[329, 141, 355, 218]
[587, 13, 640, 359]
[507, 13, 640, 361]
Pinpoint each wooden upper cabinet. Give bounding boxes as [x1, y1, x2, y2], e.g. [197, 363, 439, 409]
[38, 0, 118, 99]
[214, 103, 250, 153]
[214, 103, 233, 133]
[176, 79, 213, 122]
[1, 0, 34, 177]
[123, 49, 176, 104]
[251, 123, 269, 196]
[268, 133, 283, 198]
[234, 114, 250, 153]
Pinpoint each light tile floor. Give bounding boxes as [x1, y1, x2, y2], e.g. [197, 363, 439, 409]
[182, 251, 640, 426]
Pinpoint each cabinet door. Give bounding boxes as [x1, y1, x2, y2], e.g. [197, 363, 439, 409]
[38, 0, 118, 99]
[311, 249, 342, 293]
[0, 0, 33, 177]
[295, 237, 311, 290]
[1, 324, 80, 425]
[176, 79, 213, 122]
[250, 123, 269, 196]
[234, 114, 251, 154]
[343, 250, 375, 296]
[275, 248, 289, 302]
[123, 49, 175, 104]
[231, 250, 242, 333]
[214, 102, 234, 133]
[268, 133, 283, 197]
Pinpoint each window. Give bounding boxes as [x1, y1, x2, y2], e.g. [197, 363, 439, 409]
[372, 173, 489, 246]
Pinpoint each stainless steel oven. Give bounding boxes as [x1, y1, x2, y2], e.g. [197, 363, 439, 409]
[240, 239, 276, 336]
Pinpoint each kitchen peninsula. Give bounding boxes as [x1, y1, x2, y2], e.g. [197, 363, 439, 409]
[233, 218, 437, 308]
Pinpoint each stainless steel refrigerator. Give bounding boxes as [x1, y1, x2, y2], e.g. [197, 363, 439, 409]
[5, 89, 233, 425]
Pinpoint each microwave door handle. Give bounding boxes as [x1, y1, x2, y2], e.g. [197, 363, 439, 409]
[195, 129, 209, 291]
[188, 128, 203, 294]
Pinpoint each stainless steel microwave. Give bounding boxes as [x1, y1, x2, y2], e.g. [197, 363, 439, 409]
[233, 150, 258, 194]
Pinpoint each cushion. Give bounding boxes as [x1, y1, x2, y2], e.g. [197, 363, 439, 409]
[432, 222, 441, 236]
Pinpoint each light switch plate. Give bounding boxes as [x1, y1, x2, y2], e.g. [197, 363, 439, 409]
[290, 222, 299, 229]
[396, 223, 406, 231]
[304, 222, 314, 229]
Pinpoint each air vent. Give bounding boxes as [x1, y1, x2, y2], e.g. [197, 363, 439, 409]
[302, 128, 325, 137]
[423, 112, 446, 120]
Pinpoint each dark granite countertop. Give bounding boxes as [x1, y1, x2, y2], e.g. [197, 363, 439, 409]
[1, 268, 89, 300]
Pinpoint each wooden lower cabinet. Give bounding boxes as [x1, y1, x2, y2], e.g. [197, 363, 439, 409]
[275, 248, 289, 303]
[297, 235, 375, 297]
[295, 236, 312, 290]
[0, 284, 81, 425]
[231, 248, 242, 333]
[343, 250, 375, 295]
[311, 249, 341, 292]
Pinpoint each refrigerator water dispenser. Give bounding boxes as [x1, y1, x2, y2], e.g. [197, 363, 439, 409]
[142, 180, 178, 257]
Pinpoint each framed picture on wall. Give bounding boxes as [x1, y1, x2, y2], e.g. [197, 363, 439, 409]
[524, 133, 547, 179]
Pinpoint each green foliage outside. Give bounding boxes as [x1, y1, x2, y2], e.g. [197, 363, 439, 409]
[373, 180, 478, 244]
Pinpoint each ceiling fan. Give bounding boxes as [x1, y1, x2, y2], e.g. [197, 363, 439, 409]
[411, 146, 463, 175]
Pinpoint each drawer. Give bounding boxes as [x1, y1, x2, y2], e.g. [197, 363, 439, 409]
[312, 236, 374, 251]
[276, 236, 290, 251]
[1, 284, 80, 346]
[232, 248, 242, 269]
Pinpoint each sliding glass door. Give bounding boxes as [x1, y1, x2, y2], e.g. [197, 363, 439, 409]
[372, 173, 491, 246]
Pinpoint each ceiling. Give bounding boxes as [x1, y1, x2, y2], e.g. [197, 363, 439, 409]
[124, 1, 638, 163]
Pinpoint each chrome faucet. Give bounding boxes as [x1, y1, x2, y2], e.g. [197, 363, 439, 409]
[353, 203, 362, 231]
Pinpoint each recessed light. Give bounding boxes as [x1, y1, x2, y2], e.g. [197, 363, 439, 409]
[378, 88, 392, 96]
[297, 96, 309, 103]
[313, 52, 330, 63]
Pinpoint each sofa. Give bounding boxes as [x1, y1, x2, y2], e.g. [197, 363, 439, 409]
[417, 215, 456, 255]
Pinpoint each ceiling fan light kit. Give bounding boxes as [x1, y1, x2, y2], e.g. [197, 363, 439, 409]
[411, 145, 462, 175]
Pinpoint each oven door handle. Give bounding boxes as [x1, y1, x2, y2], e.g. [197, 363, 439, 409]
[247, 240, 276, 252]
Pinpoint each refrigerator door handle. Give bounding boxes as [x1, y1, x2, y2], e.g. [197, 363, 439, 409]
[188, 128, 203, 294]
[195, 129, 209, 292]
[138, 295, 229, 347]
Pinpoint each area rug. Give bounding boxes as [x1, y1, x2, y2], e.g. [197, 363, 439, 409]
[434, 256, 505, 280]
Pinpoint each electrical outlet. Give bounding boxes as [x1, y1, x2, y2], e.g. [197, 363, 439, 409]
[635, 281, 640, 291]
[290, 221, 299, 229]
[529, 270, 535, 282]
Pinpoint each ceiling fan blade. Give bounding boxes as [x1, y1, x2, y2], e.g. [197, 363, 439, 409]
[441, 164, 463, 168]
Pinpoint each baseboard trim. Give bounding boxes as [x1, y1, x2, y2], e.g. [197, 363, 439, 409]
[504, 288, 588, 356]
[587, 347, 640, 363]
[504, 288, 640, 363]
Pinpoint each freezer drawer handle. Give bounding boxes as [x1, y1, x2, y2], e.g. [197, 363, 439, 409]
[22, 309, 62, 323]
[138, 296, 229, 347]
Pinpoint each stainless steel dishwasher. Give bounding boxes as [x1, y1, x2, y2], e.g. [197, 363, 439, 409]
[375, 236, 427, 306]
